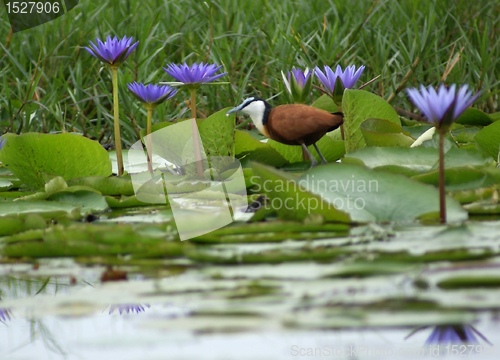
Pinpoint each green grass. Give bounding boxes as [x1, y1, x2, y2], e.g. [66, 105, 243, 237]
[0, 0, 499, 146]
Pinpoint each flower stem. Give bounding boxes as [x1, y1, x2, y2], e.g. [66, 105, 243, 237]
[190, 89, 204, 177]
[337, 104, 345, 141]
[111, 67, 124, 176]
[438, 130, 446, 224]
[146, 108, 153, 173]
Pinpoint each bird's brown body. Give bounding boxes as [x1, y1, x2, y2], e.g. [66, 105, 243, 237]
[226, 97, 343, 166]
[264, 104, 343, 146]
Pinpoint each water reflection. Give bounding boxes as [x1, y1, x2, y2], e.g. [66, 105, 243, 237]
[407, 324, 492, 345]
[426, 325, 492, 345]
[108, 304, 150, 315]
[0, 308, 11, 322]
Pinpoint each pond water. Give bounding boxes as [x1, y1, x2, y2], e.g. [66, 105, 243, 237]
[1, 220, 499, 359]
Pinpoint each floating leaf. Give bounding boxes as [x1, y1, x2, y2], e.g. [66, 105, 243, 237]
[199, 107, 236, 171]
[298, 163, 468, 222]
[413, 167, 500, 191]
[0, 133, 111, 189]
[311, 94, 338, 113]
[235, 130, 287, 167]
[360, 118, 414, 147]
[455, 108, 492, 126]
[343, 147, 494, 173]
[475, 121, 500, 160]
[250, 162, 351, 223]
[268, 136, 345, 163]
[67, 176, 135, 196]
[342, 89, 400, 153]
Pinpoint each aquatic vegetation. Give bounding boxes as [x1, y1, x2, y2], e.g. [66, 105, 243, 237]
[406, 84, 481, 223]
[127, 82, 177, 172]
[84, 35, 139, 176]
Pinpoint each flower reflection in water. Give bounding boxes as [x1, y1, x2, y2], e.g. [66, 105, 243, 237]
[0, 308, 11, 322]
[108, 304, 150, 315]
[407, 324, 492, 347]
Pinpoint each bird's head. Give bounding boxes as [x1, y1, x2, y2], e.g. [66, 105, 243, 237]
[226, 97, 272, 127]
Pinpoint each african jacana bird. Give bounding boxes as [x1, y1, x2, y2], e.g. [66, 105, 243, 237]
[227, 97, 343, 167]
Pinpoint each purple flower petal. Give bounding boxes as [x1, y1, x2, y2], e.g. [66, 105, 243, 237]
[315, 64, 364, 95]
[163, 62, 226, 85]
[127, 82, 177, 105]
[406, 84, 480, 128]
[84, 35, 138, 66]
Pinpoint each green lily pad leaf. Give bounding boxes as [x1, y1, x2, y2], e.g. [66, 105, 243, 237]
[463, 201, 500, 215]
[67, 176, 135, 196]
[452, 127, 481, 143]
[343, 147, 495, 173]
[342, 89, 400, 153]
[105, 194, 163, 208]
[199, 107, 236, 171]
[311, 94, 338, 113]
[0, 214, 47, 236]
[475, 120, 500, 160]
[268, 136, 345, 163]
[438, 276, 500, 289]
[412, 167, 500, 191]
[402, 125, 433, 139]
[343, 147, 438, 172]
[490, 112, 500, 122]
[235, 130, 287, 167]
[360, 118, 414, 147]
[298, 163, 468, 222]
[250, 162, 351, 223]
[0, 133, 111, 190]
[455, 108, 492, 126]
[0, 178, 13, 191]
[139, 120, 176, 140]
[47, 190, 109, 214]
[437, 147, 495, 169]
[109, 150, 165, 175]
[0, 201, 80, 218]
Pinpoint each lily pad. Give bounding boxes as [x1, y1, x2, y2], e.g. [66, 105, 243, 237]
[475, 120, 500, 160]
[412, 167, 500, 191]
[298, 163, 468, 222]
[360, 118, 414, 147]
[67, 176, 135, 196]
[311, 94, 338, 113]
[343, 147, 494, 173]
[342, 89, 401, 153]
[234, 130, 287, 167]
[0, 133, 112, 190]
[268, 136, 345, 163]
[455, 108, 492, 126]
[199, 107, 236, 171]
[250, 162, 351, 223]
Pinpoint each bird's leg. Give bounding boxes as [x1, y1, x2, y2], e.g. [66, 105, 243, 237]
[313, 143, 328, 164]
[301, 143, 318, 167]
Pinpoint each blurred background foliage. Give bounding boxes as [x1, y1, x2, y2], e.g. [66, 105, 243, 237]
[0, 0, 498, 147]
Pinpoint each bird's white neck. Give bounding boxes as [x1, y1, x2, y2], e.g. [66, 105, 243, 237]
[241, 101, 270, 138]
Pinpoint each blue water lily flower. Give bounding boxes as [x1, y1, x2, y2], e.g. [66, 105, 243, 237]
[281, 67, 313, 104]
[315, 64, 365, 104]
[406, 84, 480, 131]
[163, 62, 226, 87]
[84, 35, 139, 67]
[127, 82, 177, 108]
